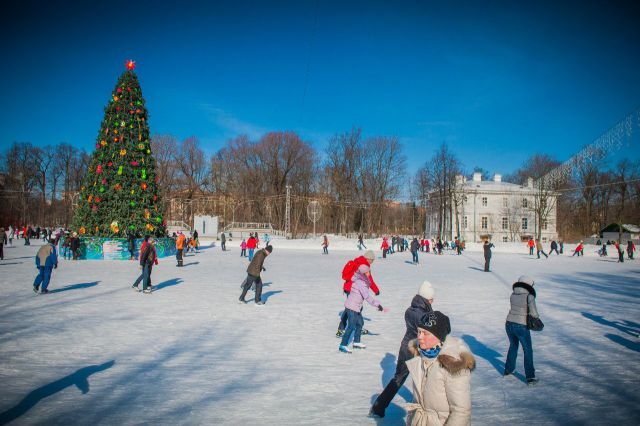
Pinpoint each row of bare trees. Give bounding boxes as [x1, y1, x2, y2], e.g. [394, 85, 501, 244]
[0, 142, 90, 226]
[1, 134, 638, 240]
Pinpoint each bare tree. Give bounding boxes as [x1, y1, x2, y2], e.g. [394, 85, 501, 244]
[151, 134, 179, 196]
[174, 136, 208, 200]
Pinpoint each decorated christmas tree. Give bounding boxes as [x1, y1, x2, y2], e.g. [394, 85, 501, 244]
[73, 60, 166, 237]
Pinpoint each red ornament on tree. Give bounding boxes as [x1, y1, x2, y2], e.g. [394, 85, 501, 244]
[126, 59, 136, 70]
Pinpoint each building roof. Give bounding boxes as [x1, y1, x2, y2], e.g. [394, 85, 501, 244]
[462, 180, 534, 194]
[600, 223, 640, 234]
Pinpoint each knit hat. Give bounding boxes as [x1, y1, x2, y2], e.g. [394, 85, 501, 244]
[517, 275, 534, 286]
[418, 311, 451, 342]
[265, 245, 273, 253]
[364, 250, 375, 263]
[418, 280, 435, 300]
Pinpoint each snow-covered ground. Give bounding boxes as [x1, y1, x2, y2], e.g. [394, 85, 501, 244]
[0, 238, 638, 425]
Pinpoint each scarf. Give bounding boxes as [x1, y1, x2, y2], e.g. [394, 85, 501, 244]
[418, 344, 441, 358]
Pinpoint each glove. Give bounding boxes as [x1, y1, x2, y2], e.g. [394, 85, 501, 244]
[375, 291, 380, 296]
[378, 305, 384, 312]
[54, 264, 58, 269]
[261, 267, 266, 272]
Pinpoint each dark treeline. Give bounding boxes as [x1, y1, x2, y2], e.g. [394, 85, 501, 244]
[1, 132, 638, 240]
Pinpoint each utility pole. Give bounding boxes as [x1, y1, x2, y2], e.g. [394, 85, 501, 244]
[285, 185, 291, 239]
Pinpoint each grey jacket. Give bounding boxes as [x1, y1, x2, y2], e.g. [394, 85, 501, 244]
[506, 282, 539, 325]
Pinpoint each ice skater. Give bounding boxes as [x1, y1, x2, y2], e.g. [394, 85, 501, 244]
[239, 245, 272, 306]
[370, 280, 434, 418]
[483, 240, 494, 271]
[33, 239, 58, 294]
[322, 235, 329, 254]
[536, 239, 548, 259]
[338, 263, 387, 353]
[336, 250, 380, 337]
[504, 275, 540, 385]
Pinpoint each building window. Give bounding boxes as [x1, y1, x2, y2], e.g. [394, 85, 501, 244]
[503, 236, 508, 242]
[503, 197, 508, 207]
[522, 217, 528, 230]
[482, 197, 487, 207]
[542, 220, 548, 230]
[502, 217, 508, 230]
[463, 216, 468, 230]
[481, 216, 488, 229]
[522, 198, 528, 208]
[542, 237, 547, 243]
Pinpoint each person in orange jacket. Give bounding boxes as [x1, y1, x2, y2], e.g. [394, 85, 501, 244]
[176, 231, 186, 267]
[527, 238, 535, 255]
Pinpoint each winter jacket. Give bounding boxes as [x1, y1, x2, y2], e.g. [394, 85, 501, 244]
[140, 243, 157, 266]
[551, 241, 558, 250]
[506, 282, 539, 326]
[344, 268, 380, 312]
[247, 237, 257, 249]
[138, 241, 158, 265]
[322, 236, 328, 247]
[70, 237, 80, 251]
[220, 233, 225, 242]
[574, 243, 584, 253]
[247, 248, 268, 277]
[483, 243, 494, 258]
[398, 295, 434, 363]
[528, 239, 535, 248]
[410, 239, 420, 253]
[342, 256, 380, 295]
[381, 239, 389, 250]
[536, 241, 543, 251]
[35, 243, 58, 268]
[405, 337, 475, 426]
[176, 234, 186, 250]
[240, 241, 247, 249]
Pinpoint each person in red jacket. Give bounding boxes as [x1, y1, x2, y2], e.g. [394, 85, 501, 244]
[246, 234, 258, 260]
[572, 241, 584, 257]
[336, 250, 380, 337]
[381, 237, 389, 258]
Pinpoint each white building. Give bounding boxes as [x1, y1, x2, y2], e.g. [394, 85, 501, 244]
[425, 172, 558, 243]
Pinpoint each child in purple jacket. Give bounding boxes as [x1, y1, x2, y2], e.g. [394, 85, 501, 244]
[339, 264, 387, 353]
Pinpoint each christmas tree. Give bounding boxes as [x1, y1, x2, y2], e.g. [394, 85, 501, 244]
[73, 60, 166, 237]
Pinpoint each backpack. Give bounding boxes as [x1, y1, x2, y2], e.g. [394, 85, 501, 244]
[341, 260, 358, 281]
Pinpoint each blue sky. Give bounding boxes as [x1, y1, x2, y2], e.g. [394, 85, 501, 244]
[1, 0, 639, 176]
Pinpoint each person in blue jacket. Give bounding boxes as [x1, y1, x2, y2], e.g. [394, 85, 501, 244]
[34, 239, 58, 294]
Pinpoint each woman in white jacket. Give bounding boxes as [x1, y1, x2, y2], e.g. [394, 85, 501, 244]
[405, 311, 475, 426]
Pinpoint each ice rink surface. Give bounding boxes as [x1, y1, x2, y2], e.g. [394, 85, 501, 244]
[0, 238, 638, 425]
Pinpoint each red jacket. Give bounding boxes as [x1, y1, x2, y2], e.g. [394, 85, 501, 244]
[247, 237, 257, 249]
[342, 256, 380, 295]
[381, 239, 389, 250]
[528, 239, 535, 247]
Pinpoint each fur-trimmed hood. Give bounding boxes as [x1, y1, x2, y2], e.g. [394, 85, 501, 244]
[513, 282, 536, 298]
[408, 336, 476, 375]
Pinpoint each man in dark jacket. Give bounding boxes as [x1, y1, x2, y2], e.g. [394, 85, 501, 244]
[410, 238, 420, 264]
[0, 227, 5, 260]
[370, 280, 435, 418]
[70, 232, 81, 260]
[139, 237, 157, 294]
[550, 240, 559, 255]
[239, 245, 272, 305]
[483, 240, 495, 272]
[220, 232, 226, 251]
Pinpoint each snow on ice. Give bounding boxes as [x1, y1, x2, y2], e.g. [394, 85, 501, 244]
[0, 237, 638, 425]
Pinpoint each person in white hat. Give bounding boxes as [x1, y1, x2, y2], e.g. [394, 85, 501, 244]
[370, 280, 435, 418]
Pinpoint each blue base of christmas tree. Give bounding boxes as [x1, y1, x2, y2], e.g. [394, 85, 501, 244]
[63, 237, 176, 260]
